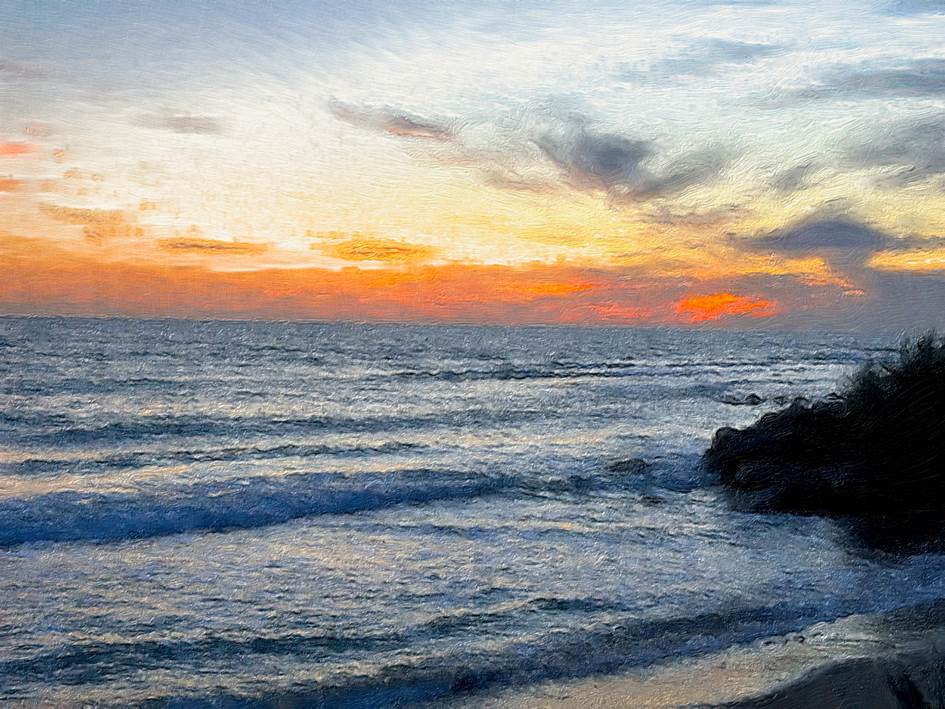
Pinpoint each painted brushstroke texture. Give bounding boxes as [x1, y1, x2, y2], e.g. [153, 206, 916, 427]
[1, 0, 944, 328]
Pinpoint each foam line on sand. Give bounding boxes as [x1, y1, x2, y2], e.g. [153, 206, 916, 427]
[437, 600, 945, 708]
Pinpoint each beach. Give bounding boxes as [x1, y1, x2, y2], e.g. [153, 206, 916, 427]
[447, 601, 945, 708]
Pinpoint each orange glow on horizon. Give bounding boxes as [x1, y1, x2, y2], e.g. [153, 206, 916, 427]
[1, 236, 804, 326]
[674, 292, 777, 323]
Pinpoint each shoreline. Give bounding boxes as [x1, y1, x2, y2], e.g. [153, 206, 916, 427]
[435, 600, 945, 708]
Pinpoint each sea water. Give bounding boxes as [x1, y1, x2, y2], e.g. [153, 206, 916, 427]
[2, 317, 943, 706]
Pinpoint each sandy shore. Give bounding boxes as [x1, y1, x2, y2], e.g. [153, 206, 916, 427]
[433, 601, 945, 708]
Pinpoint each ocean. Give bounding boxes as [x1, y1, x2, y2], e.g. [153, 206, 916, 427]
[2, 317, 945, 706]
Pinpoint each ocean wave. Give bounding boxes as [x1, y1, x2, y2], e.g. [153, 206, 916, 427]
[0, 469, 514, 546]
[2, 408, 550, 447]
[371, 357, 848, 383]
[1, 440, 424, 476]
[0, 596, 629, 691]
[0, 455, 710, 546]
[378, 363, 636, 382]
[17, 600, 838, 708]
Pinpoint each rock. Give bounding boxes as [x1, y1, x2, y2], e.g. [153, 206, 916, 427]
[704, 332, 945, 552]
[771, 395, 811, 407]
[720, 393, 765, 406]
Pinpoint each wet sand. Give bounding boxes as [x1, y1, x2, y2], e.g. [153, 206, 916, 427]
[437, 601, 945, 708]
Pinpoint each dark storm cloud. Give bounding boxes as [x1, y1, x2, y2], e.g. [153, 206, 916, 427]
[534, 119, 727, 202]
[329, 101, 454, 142]
[785, 58, 945, 102]
[845, 113, 945, 186]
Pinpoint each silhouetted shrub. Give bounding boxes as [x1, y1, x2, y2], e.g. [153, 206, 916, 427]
[705, 332, 945, 551]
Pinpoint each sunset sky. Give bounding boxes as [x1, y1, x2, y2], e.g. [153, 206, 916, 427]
[2, 0, 945, 329]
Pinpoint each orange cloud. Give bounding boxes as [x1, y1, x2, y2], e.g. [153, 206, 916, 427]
[39, 204, 144, 242]
[0, 178, 21, 192]
[589, 301, 652, 321]
[0, 142, 35, 156]
[157, 238, 268, 255]
[315, 236, 436, 264]
[3, 236, 845, 325]
[675, 292, 776, 322]
[0, 237, 629, 322]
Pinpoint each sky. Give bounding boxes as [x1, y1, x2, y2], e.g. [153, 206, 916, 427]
[2, 0, 945, 330]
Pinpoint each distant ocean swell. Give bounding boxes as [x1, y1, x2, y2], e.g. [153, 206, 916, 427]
[0, 440, 425, 476]
[2, 376, 788, 448]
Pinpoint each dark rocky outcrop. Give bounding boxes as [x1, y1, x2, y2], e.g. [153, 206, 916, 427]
[720, 393, 766, 406]
[704, 333, 945, 551]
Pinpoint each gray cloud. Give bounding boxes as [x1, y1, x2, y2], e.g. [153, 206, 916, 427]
[622, 38, 781, 82]
[535, 118, 727, 202]
[750, 215, 890, 254]
[329, 101, 454, 141]
[664, 38, 779, 76]
[769, 162, 818, 192]
[845, 113, 945, 186]
[645, 203, 747, 228]
[885, 0, 945, 15]
[739, 212, 944, 284]
[536, 125, 653, 191]
[328, 105, 726, 203]
[786, 58, 945, 102]
[736, 213, 945, 332]
[137, 112, 223, 135]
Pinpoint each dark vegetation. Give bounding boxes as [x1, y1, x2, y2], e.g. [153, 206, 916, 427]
[704, 332, 945, 551]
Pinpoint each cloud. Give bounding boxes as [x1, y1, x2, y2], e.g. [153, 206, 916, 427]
[136, 112, 223, 135]
[746, 215, 890, 254]
[157, 238, 267, 255]
[644, 203, 747, 227]
[536, 123, 653, 191]
[0, 142, 35, 156]
[314, 235, 436, 264]
[39, 204, 144, 243]
[845, 113, 945, 186]
[785, 58, 945, 102]
[329, 101, 454, 141]
[675, 292, 776, 322]
[534, 117, 727, 202]
[769, 162, 818, 192]
[330, 105, 723, 203]
[736, 212, 945, 296]
[623, 38, 782, 80]
[885, 0, 945, 14]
